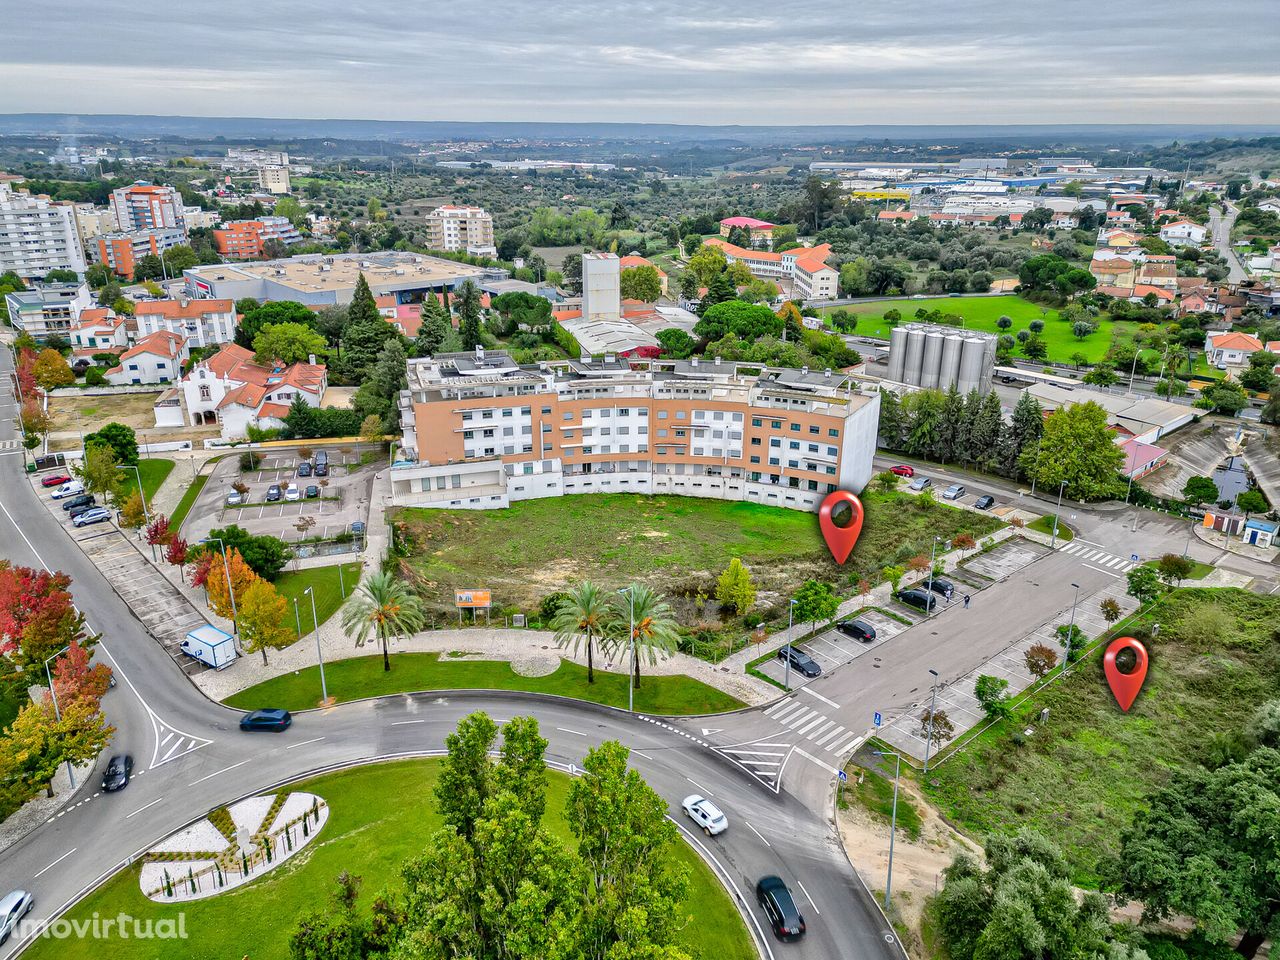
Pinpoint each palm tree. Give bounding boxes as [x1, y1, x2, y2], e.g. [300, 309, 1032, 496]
[550, 581, 608, 683]
[340, 571, 426, 672]
[609, 584, 681, 690]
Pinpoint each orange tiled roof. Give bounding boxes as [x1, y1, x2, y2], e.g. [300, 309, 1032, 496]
[619, 254, 667, 277]
[135, 298, 234, 320]
[1209, 331, 1262, 351]
[257, 402, 292, 419]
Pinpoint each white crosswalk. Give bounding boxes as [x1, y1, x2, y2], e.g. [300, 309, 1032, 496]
[717, 695, 870, 788]
[1058, 540, 1137, 574]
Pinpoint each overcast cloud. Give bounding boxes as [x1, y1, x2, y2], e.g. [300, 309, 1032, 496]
[3, 1, 1278, 124]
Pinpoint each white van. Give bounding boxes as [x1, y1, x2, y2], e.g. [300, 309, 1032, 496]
[51, 480, 85, 500]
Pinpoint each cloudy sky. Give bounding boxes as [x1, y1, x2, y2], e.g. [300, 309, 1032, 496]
[4, 1, 1278, 124]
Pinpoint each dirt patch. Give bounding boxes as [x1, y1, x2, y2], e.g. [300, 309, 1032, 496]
[48, 391, 164, 433]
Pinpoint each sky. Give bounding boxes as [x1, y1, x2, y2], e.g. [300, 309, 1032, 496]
[4, 1, 1279, 125]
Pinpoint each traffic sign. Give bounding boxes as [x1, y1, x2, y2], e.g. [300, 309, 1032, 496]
[873, 711, 882, 727]
[838, 770, 848, 783]
[1130, 554, 1140, 563]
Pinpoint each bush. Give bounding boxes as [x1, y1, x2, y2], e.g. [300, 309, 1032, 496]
[84, 367, 107, 386]
[539, 591, 571, 622]
[239, 451, 262, 472]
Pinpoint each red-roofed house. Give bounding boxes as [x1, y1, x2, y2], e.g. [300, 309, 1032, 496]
[1206, 331, 1263, 368]
[877, 210, 919, 223]
[704, 237, 839, 300]
[1119, 438, 1169, 480]
[1158, 220, 1208, 247]
[719, 216, 777, 247]
[69, 308, 128, 353]
[134, 298, 237, 348]
[105, 331, 188, 385]
[177, 342, 327, 439]
[619, 254, 669, 296]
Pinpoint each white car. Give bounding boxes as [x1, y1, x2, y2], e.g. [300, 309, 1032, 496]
[942, 483, 966, 500]
[51, 480, 85, 500]
[0, 889, 33, 943]
[284, 484, 301, 502]
[682, 795, 728, 835]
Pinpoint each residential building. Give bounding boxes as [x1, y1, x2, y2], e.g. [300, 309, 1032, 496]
[257, 165, 291, 195]
[1256, 199, 1280, 216]
[182, 207, 222, 231]
[1158, 220, 1208, 247]
[1119, 438, 1169, 480]
[134, 298, 238, 348]
[109, 182, 186, 235]
[105, 331, 188, 385]
[177, 342, 327, 439]
[391, 349, 880, 512]
[0, 182, 87, 279]
[94, 227, 186, 279]
[212, 217, 303, 259]
[719, 216, 777, 248]
[3, 282, 92, 340]
[1205, 331, 1263, 368]
[876, 210, 919, 224]
[68, 308, 128, 358]
[423, 204, 496, 256]
[618, 254, 668, 296]
[71, 203, 116, 242]
[703, 237, 839, 300]
[222, 148, 290, 170]
[184, 251, 499, 306]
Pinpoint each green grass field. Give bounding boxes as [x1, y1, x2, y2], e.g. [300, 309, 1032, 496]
[272, 562, 363, 631]
[22, 759, 754, 960]
[224, 652, 743, 715]
[924, 588, 1280, 886]
[115, 458, 174, 505]
[168, 473, 208, 531]
[395, 492, 1002, 621]
[823, 295, 1117, 364]
[1026, 516, 1074, 541]
[843, 763, 923, 841]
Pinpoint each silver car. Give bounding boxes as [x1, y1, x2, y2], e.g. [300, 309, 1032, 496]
[0, 890, 33, 943]
[943, 483, 966, 500]
[682, 795, 728, 835]
[908, 476, 931, 492]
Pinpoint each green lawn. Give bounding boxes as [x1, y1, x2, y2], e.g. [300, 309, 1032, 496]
[843, 762, 923, 841]
[115, 458, 174, 505]
[1143, 558, 1214, 580]
[224, 652, 744, 715]
[823, 295, 1117, 364]
[1026, 515, 1074, 542]
[168, 473, 208, 531]
[273, 562, 362, 630]
[23, 759, 754, 960]
[923, 588, 1280, 886]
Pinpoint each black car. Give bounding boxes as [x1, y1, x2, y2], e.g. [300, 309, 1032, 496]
[923, 577, 955, 600]
[61, 493, 95, 512]
[756, 875, 806, 941]
[239, 708, 292, 732]
[305, 484, 319, 498]
[776, 645, 821, 678]
[314, 461, 329, 477]
[836, 618, 877, 643]
[101, 754, 133, 792]
[265, 484, 282, 502]
[974, 495, 996, 510]
[297, 461, 312, 477]
[896, 588, 937, 612]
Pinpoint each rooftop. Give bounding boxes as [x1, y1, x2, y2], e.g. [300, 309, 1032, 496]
[184, 251, 488, 294]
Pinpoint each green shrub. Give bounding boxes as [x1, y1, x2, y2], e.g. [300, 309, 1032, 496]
[239, 451, 262, 472]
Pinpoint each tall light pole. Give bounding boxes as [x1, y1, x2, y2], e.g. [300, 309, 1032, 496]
[785, 598, 798, 692]
[306, 586, 327, 704]
[1063, 582, 1081, 673]
[1050, 480, 1067, 549]
[617, 586, 636, 713]
[922, 668, 940, 773]
[118, 463, 150, 525]
[201, 537, 240, 635]
[925, 535, 941, 614]
[43, 644, 74, 789]
[874, 750, 902, 908]
[292, 596, 303, 640]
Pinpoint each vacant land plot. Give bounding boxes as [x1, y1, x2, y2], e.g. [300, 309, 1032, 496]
[274, 562, 363, 630]
[395, 492, 1002, 622]
[924, 588, 1280, 886]
[116, 458, 174, 504]
[48, 391, 163, 434]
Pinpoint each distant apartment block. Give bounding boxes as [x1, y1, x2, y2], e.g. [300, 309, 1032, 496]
[391, 349, 880, 512]
[134, 297, 237, 348]
[719, 216, 777, 248]
[71, 203, 116, 242]
[94, 228, 186, 279]
[0, 182, 87, 280]
[213, 217, 303, 259]
[703, 237, 839, 300]
[221, 149, 289, 170]
[424, 204, 496, 257]
[109, 182, 186, 235]
[3, 282, 92, 341]
[257, 165, 291, 195]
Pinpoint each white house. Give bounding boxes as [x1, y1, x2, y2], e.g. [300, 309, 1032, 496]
[1158, 219, 1208, 247]
[105, 331, 188, 385]
[177, 342, 327, 440]
[134, 298, 237, 348]
[1257, 199, 1280, 216]
[1205, 331, 1263, 369]
[67, 308, 129, 369]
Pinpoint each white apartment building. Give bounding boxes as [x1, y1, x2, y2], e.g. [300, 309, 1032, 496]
[134, 298, 238, 348]
[72, 204, 116, 242]
[258, 165, 291, 195]
[1158, 220, 1209, 247]
[109, 182, 186, 234]
[222, 149, 290, 170]
[3, 282, 93, 340]
[0, 182, 87, 280]
[423, 204, 496, 257]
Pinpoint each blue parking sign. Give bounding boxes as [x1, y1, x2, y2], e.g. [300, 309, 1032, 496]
[873, 711, 882, 727]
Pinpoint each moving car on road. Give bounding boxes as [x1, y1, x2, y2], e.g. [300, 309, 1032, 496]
[942, 483, 966, 500]
[896, 587, 937, 612]
[776, 644, 821, 678]
[61, 493, 95, 512]
[756, 876, 805, 941]
[974, 495, 996, 510]
[889, 464, 914, 477]
[908, 476, 931, 492]
[239, 708, 292, 732]
[72, 507, 111, 528]
[836, 618, 877, 642]
[0, 890, 33, 943]
[681, 795, 728, 835]
[101, 754, 133, 792]
[40, 473, 72, 488]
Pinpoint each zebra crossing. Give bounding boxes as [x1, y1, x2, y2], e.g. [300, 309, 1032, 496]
[0, 438, 22, 454]
[717, 696, 867, 789]
[1058, 539, 1138, 575]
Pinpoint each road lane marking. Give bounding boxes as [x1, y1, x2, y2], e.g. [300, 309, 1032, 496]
[188, 758, 251, 786]
[632, 750, 654, 760]
[722, 748, 786, 756]
[795, 715, 827, 736]
[391, 719, 425, 725]
[815, 725, 845, 747]
[807, 720, 836, 741]
[34, 848, 77, 878]
[763, 699, 793, 718]
[794, 747, 840, 777]
[1083, 563, 1123, 578]
[783, 708, 816, 728]
[796, 880, 821, 916]
[125, 797, 164, 819]
[556, 727, 587, 736]
[1076, 538, 1104, 547]
[744, 820, 772, 847]
[801, 686, 840, 709]
[829, 734, 865, 756]
[685, 777, 712, 796]
[771, 703, 807, 723]
[287, 737, 326, 749]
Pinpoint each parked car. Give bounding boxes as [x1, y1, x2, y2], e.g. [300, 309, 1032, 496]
[923, 577, 955, 600]
[61, 493, 95, 512]
[226, 490, 244, 506]
[974, 495, 996, 510]
[239, 708, 292, 732]
[0, 889, 34, 943]
[265, 484, 282, 502]
[40, 473, 72, 488]
[896, 588, 937, 612]
[889, 464, 914, 477]
[682, 795, 728, 835]
[101, 754, 133, 792]
[297, 461, 312, 477]
[51, 480, 85, 500]
[836, 618, 877, 643]
[756, 876, 806, 942]
[68, 502, 99, 519]
[908, 476, 931, 492]
[350, 521, 366, 536]
[305, 485, 319, 498]
[942, 484, 966, 500]
[314, 461, 329, 477]
[776, 644, 821, 678]
[284, 484, 301, 502]
[72, 507, 111, 528]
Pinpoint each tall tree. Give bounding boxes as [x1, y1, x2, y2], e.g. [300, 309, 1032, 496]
[414, 297, 452, 357]
[791, 579, 840, 634]
[76, 444, 121, 503]
[1020, 401, 1124, 501]
[550, 581, 609, 683]
[347, 272, 380, 326]
[252, 322, 327, 365]
[609, 584, 681, 691]
[457, 281, 483, 351]
[237, 579, 294, 665]
[84, 422, 139, 466]
[1004, 391, 1044, 478]
[340, 571, 426, 671]
[969, 390, 1005, 470]
[715, 558, 757, 615]
[31, 349, 74, 390]
[204, 547, 258, 624]
[619, 265, 662, 303]
[434, 710, 499, 843]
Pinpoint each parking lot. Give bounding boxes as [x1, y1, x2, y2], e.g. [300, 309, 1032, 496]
[755, 605, 927, 688]
[184, 446, 379, 544]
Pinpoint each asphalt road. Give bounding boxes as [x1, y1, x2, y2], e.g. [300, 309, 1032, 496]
[1210, 204, 1248, 282]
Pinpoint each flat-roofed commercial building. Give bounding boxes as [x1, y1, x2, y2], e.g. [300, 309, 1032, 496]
[391, 349, 879, 512]
[0, 183, 87, 280]
[183, 251, 500, 306]
[423, 204, 496, 257]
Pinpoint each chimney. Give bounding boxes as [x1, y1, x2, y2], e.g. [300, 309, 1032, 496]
[179, 297, 189, 308]
[824, 368, 832, 378]
[801, 365, 809, 375]
[475, 345, 485, 361]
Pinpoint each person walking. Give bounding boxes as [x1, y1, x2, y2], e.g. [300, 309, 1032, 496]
[963, 594, 971, 609]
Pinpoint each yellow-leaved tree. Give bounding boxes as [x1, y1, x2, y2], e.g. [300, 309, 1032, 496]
[237, 579, 294, 665]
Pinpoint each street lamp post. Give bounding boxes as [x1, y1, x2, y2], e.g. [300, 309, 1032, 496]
[925, 535, 941, 615]
[305, 586, 327, 704]
[201, 537, 240, 635]
[1050, 480, 1067, 549]
[785, 598, 798, 692]
[118, 463, 150, 524]
[874, 750, 902, 908]
[292, 596, 303, 640]
[43, 644, 74, 789]
[617, 587, 636, 713]
[1063, 582, 1081, 673]
[922, 668, 940, 774]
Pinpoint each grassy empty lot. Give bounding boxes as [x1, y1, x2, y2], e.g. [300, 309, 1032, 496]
[115, 458, 174, 504]
[23, 759, 754, 960]
[225, 652, 743, 715]
[394, 492, 1002, 621]
[47, 391, 163, 434]
[924, 588, 1280, 886]
[272, 562, 363, 631]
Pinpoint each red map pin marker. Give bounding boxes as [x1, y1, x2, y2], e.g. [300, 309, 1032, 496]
[1103, 636, 1149, 712]
[819, 491, 864, 565]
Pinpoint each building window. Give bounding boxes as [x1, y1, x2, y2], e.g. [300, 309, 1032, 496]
[827, 446, 838, 456]
[808, 443, 819, 452]
[771, 420, 782, 429]
[750, 455, 760, 464]
[790, 423, 800, 432]
[502, 408, 513, 417]
[463, 431, 474, 439]
[751, 418, 762, 427]
[750, 437, 761, 446]
[789, 441, 800, 450]
[828, 428, 839, 437]
[199, 385, 211, 401]
[809, 425, 819, 434]
[770, 438, 781, 448]
[542, 406, 551, 414]
[657, 411, 668, 419]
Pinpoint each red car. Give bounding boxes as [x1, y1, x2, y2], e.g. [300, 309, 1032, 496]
[40, 473, 72, 488]
[889, 465, 914, 478]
